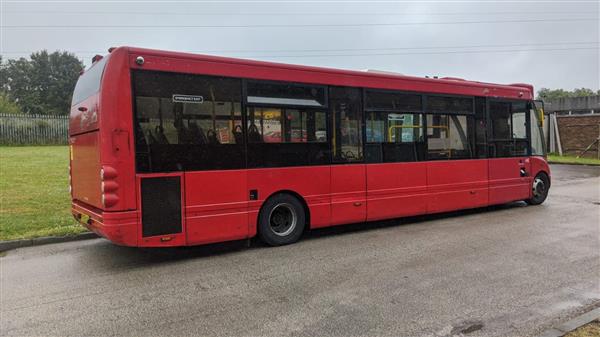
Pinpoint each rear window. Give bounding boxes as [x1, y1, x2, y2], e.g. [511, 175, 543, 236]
[71, 57, 107, 105]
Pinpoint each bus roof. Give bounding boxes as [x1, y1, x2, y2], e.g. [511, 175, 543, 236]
[121, 46, 534, 100]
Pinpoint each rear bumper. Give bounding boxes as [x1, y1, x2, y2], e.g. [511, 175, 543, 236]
[72, 201, 138, 246]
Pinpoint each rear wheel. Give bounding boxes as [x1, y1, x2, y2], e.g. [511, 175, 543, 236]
[258, 194, 306, 246]
[526, 172, 550, 205]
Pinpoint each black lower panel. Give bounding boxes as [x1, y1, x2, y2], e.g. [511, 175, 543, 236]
[141, 177, 182, 237]
[247, 142, 330, 168]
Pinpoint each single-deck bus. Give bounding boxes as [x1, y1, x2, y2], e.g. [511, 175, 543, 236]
[69, 47, 550, 247]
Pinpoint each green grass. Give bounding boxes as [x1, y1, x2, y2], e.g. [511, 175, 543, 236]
[0, 146, 86, 241]
[547, 153, 600, 166]
[564, 320, 600, 337]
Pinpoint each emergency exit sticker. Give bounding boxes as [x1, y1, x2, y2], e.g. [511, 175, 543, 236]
[172, 94, 204, 104]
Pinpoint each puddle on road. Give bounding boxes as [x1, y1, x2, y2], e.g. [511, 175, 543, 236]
[433, 320, 485, 337]
[450, 320, 484, 335]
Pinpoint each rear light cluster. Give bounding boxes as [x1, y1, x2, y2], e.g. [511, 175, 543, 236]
[101, 165, 119, 208]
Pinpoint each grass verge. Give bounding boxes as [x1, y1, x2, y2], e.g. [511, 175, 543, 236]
[564, 320, 600, 337]
[547, 154, 600, 166]
[0, 146, 86, 241]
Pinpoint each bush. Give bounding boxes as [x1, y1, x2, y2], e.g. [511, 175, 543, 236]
[0, 93, 23, 115]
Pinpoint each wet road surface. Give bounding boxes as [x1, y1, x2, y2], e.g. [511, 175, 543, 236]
[1, 164, 599, 337]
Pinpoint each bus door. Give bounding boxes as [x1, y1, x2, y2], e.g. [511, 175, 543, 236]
[487, 100, 531, 204]
[425, 112, 488, 213]
[329, 87, 366, 225]
[364, 112, 428, 221]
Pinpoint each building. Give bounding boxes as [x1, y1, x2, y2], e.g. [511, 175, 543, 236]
[543, 95, 599, 158]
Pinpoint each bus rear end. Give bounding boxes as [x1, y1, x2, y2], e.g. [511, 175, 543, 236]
[69, 48, 139, 246]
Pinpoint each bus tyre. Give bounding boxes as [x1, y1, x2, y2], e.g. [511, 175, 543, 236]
[526, 172, 550, 205]
[258, 194, 306, 246]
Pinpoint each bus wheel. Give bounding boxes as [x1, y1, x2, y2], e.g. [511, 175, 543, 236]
[258, 193, 306, 246]
[526, 172, 550, 205]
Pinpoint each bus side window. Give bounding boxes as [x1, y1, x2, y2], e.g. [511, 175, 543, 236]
[330, 87, 363, 163]
[133, 70, 244, 172]
[424, 95, 475, 160]
[489, 100, 529, 157]
[365, 112, 425, 163]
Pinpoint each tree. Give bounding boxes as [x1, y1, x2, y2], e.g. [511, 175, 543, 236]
[571, 88, 595, 97]
[1, 51, 84, 115]
[0, 92, 23, 114]
[537, 87, 598, 100]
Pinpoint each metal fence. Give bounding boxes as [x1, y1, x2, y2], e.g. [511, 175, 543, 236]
[0, 114, 69, 145]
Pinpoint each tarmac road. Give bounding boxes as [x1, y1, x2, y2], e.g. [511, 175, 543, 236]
[1, 164, 599, 337]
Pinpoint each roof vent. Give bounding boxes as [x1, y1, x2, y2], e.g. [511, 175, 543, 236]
[441, 77, 466, 81]
[363, 69, 404, 76]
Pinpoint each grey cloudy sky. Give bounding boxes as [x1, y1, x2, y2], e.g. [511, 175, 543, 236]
[1, 0, 599, 94]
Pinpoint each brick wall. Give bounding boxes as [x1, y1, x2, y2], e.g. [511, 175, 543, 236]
[557, 114, 600, 158]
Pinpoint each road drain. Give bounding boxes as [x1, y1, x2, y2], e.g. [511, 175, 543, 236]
[450, 320, 484, 335]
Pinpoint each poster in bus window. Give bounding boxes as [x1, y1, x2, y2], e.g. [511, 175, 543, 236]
[262, 109, 282, 143]
[218, 127, 230, 143]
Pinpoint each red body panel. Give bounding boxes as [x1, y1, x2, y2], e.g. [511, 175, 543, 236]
[185, 170, 249, 245]
[69, 94, 99, 136]
[366, 163, 427, 221]
[427, 160, 489, 213]
[530, 156, 551, 182]
[330, 165, 366, 226]
[69, 46, 549, 247]
[73, 201, 137, 246]
[248, 166, 331, 229]
[69, 131, 102, 208]
[126, 47, 533, 100]
[488, 158, 532, 205]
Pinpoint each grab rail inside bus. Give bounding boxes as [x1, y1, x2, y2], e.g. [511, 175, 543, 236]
[386, 124, 451, 142]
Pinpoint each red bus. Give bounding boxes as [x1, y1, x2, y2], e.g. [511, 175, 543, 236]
[69, 46, 550, 247]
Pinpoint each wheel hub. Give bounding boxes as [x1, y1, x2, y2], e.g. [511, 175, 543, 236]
[269, 203, 297, 237]
[532, 178, 546, 198]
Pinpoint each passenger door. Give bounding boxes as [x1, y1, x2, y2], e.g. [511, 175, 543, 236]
[329, 87, 366, 225]
[487, 100, 531, 204]
[363, 107, 428, 221]
[424, 107, 488, 213]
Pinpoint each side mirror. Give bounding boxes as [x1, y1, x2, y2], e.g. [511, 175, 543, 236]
[533, 100, 545, 127]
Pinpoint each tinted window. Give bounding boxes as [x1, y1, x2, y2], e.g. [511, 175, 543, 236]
[246, 107, 329, 168]
[426, 114, 473, 160]
[247, 107, 326, 143]
[330, 87, 363, 163]
[426, 95, 474, 114]
[489, 100, 529, 157]
[133, 70, 244, 172]
[71, 57, 107, 105]
[365, 90, 422, 112]
[365, 112, 425, 162]
[247, 81, 326, 107]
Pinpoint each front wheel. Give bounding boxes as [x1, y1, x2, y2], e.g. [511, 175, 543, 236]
[258, 194, 306, 246]
[526, 172, 550, 205]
